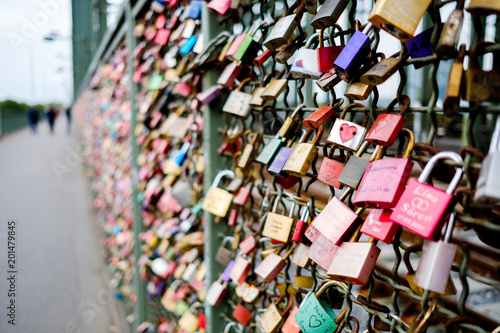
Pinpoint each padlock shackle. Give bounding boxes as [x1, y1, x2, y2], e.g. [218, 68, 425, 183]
[237, 77, 252, 91]
[403, 244, 422, 274]
[329, 24, 345, 46]
[456, 44, 466, 63]
[400, 128, 415, 159]
[330, 97, 344, 108]
[443, 212, 456, 243]
[417, 151, 464, 194]
[212, 169, 236, 187]
[385, 95, 410, 116]
[339, 103, 365, 120]
[316, 279, 347, 297]
[299, 201, 311, 221]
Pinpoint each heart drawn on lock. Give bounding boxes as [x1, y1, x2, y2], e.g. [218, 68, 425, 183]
[372, 118, 388, 134]
[339, 123, 357, 142]
[309, 315, 322, 328]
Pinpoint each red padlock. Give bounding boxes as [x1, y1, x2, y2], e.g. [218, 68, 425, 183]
[291, 202, 311, 242]
[233, 303, 252, 325]
[391, 151, 463, 239]
[360, 209, 399, 244]
[318, 142, 347, 188]
[302, 99, 343, 129]
[233, 185, 252, 206]
[365, 95, 409, 146]
[255, 244, 295, 283]
[239, 234, 257, 255]
[353, 128, 415, 209]
[317, 28, 345, 72]
[253, 49, 274, 66]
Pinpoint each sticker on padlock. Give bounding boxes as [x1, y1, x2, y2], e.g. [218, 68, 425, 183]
[353, 128, 415, 209]
[291, 33, 325, 79]
[326, 103, 369, 152]
[391, 151, 464, 239]
[202, 170, 235, 217]
[405, 27, 434, 69]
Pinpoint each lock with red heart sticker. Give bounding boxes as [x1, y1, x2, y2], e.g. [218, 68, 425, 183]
[327, 103, 369, 151]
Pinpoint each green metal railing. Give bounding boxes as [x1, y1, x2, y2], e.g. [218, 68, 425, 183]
[0, 110, 29, 136]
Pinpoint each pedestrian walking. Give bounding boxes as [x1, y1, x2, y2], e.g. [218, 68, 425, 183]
[46, 106, 56, 134]
[65, 106, 71, 134]
[27, 106, 39, 134]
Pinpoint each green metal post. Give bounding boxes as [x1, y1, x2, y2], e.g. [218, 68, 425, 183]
[126, 0, 146, 328]
[201, 4, 229, 333]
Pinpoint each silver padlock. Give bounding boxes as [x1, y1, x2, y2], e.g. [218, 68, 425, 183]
[215, 236, 234, 266]
[474, 115, 500, 206]
[326, 103, 369, 152]
[182, 259, 201, 283]
[290, 32, 325, 79]
[414, 212, 457, 294]
[171, 178, 194, 208]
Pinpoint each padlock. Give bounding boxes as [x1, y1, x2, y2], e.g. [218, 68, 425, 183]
[291, 33, 325, 80]
[237, 132, 260, 170]
[256, 134, 286, 166]
[179, 303, 203, 333]
[278, 104, 306, 139]
[182, 259, 201, 283]
[232, 23, 264, 64]
[196, 85, 222, 105]
[360, 209, 399, 244]
[343, 52, 384, 100]
[268, 136, 299, 177]
[293, 267, 314, 288]
[326, 103, 369, 151]
[260, 294, 293, 333]
[239, 234, 257, 255]
[179, 35, 199, 55]
[263, 1, 305, 50]
[360, 51, 408, 85]
[317, 28, 345, 72]
[405, 27, 433, 69]
[281, 305, 301, 333]
[334, 22, 374, 82]
[223, 79, 253, 120]
[336, 142, 372, 191]
[261, 76, 288, 101]
[291, 242, 311, 268]
[365, 95, 409, 146]
[436, 0, 465, 60]
[253, 49, 274, 67]
[282, 126, 323, 177]
[202, 170, 235, 217]
[171, 179, 194, 208]
[465, 41, 500, 103]
[327, 234, 380, 286]
[368, 0, 432, 41]
[443, 45, 467, 118]
[318, 142, 346, 188]
[391, 151, 464, 239]
[275, 32, 307, 64]
[186, 0, 202, 19]
[233, 184, 252, 206]
[310, 0, 350, 29]
[414, 212, 458, 294]
[316, 67, 342, 92]
[311, 196, 359, 245]
[216, 236, 234, 266]
[262, 199, 295, 243]
[217, 61, 243, 88]
[354, 128, 415, 209]
[291, 202, 311, 243]
[307, 232, 339, 270]
[206, 277, 229, 306]
[207, 0, 232, 16]
[233, 303, 252, 325]
[229, 253, 253, 284]
[404, 244, 457, 297]
[467, 0, 500, 15]
[475, 115, 500, 206]
[255, 243, 295, 283]
[295, 280, 347, 333]
[303, 99, 343, 129]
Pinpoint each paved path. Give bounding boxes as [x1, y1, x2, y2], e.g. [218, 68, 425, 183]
[0, 119, 122, 333]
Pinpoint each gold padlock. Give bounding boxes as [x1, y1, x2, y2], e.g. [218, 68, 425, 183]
[465, 41, 500, 103]
[179, 303, 203, 333]
[360, 51, 409, 85]
[202, 170, 235, 217]
[282, 126, 324, 177]
[277, 104, 305, 139]
[368, 0, 432, 41]
[237, 131, 260, 170]
[443, 44, 466, 117]
[260, 294, 293, 333]
[261, 78, 288, 101]
[262, 198, 296, 243]
[249, 87, 266, 107]
[344, 81, 374, 100]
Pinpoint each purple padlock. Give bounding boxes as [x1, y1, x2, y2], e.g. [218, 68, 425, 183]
[222, 260, 235, 282]
[196, 85, 222, 105]
[405, 27, 433, 69]
[268, 146, 294, 177]
[334, 23, 373, 82]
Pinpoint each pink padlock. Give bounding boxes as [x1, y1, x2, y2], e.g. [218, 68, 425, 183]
[360, 209, 399, 244]
[391, 151, 463, 239]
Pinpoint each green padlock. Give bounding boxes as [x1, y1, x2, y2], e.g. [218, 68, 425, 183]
[294, 280, 347, 333]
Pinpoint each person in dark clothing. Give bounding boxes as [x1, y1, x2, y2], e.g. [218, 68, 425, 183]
[46, 106, 56, 133]
[65, 107, 71, 134]
[27, 107, 39, 134]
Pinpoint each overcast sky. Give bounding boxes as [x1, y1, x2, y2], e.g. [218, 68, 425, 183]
[0, 0, 123, 107]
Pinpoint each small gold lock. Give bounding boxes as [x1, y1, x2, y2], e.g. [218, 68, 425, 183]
[360, 51, 408, 85]
[282, 126, 324, 177]
[344, 81, 374, 100]
[249, 87, 266, 107]
[202, 170, 235, 217]
[261, 79, 288, 101]
[443, 44, 466, 117]
[260, 294, 293, 333]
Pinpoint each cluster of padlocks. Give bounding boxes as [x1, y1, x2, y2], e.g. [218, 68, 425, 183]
[71, 0, 500, 332]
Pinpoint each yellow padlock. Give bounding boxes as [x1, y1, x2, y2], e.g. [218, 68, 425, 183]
[202, 170, 235, 217]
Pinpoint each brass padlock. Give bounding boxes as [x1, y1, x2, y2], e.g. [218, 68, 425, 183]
[202, 170, 235, 217]
[467, 0, 500, 16]
[262, 198, 296, 243]
[261, 76, 288, 101]
[368, 0, 432, 41]
[360, 51, 408, 85]
[443, 44, 466, 117]
[436, 0, 464, 60]
[238, 131, 260, 170]
[263, 1, 305, 50]
[278, 104, 305, 139]
[260, 294, 293, 333]
[282, 126, 324, 177]
[465, 41, 500, 103]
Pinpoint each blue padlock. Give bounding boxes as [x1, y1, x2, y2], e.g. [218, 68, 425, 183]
[179, 35, 198, 55]
[186, 0, 202, 19]
[334, 23, 374, 82]
[405, 27, 433, 69]
[173, 142, 191, 166]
